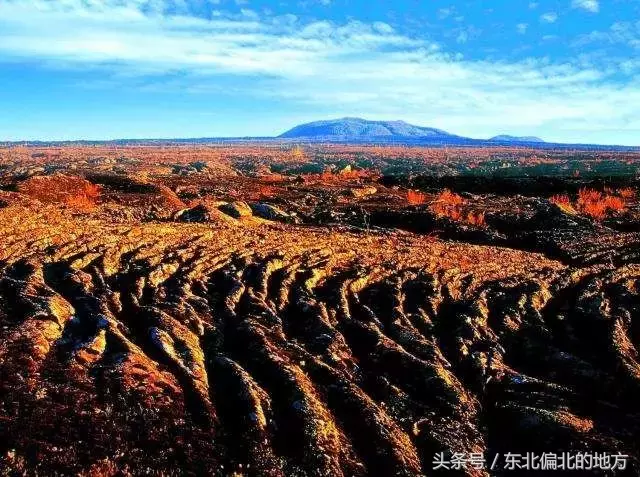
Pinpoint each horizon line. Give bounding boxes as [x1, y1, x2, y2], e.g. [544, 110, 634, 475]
[2, 135, 639, 150]
[3, 116, 640, 147]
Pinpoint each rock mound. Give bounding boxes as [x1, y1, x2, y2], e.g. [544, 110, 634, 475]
[219, 201, 253, 219]
[249, 203, 295, 223]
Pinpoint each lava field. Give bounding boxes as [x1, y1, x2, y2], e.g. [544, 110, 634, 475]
[1, 145, 639, 476]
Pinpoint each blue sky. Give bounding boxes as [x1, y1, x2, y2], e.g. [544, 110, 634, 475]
[0, 1, 639, 144]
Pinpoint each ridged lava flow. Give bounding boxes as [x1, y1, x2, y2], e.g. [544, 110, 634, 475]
[1, 203, 639, 476]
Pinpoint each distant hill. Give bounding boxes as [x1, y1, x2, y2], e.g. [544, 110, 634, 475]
[490, 135, 545, 143]
[279, 118, 460, 141]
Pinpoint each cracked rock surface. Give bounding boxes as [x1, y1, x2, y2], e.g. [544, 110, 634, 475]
[1, 200, 639, 476]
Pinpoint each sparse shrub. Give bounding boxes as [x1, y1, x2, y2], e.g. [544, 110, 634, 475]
[550, 194, 576, 214]
[554, 188, 627, 220]
[406, 190, 427, 205]
[602, 195, 625, 212]
[577, 188, 602, 209]
[619, 187, 636, 199]
[431, 189, 465, 218]
[429, 190, 486, 227]
[437, 189, 465, 207]
[578, 188, 627, 220]
[466, 211, 486, 227]
[550, 194, 571, 206]
[581, 199, 607, 220]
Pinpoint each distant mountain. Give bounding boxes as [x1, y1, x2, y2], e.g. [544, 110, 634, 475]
[279, 118, 460, 141]
[278, 118, 551, 146]
[490, 135, 545, 143]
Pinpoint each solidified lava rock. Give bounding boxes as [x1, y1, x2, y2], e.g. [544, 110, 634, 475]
[250, 203, 295, 223]
[175, 203, 212, 222]
[174, 203, 236, 224]
[219, 201, 253, 219]
[1, 154, 640, 477]
[1, 200, 639, 476]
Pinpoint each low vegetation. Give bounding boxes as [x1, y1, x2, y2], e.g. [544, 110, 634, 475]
[429, 189, 486, 227]
[406, 189, 427, 205]
[551, 187, 630, 220]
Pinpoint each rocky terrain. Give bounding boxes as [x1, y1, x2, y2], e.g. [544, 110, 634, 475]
[1, 144, 640, 476]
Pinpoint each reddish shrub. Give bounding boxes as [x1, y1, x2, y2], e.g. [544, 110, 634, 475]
[550, 194, 576, 214]
[445, 207, 462, 222]
[550, 194, 571, 206]
[571, 188, 627, 220]
[577, 188, 602, 208]
[437, 189, 465, 207]
[582, 200, 607, 220]
[603, 195, 625, 212]
[431, 189, 464, 217]
[429, 190, 485, 226]
[618, 187, 636, 199]
[466, 212, 486, 227]
[406, 190, 427, 205]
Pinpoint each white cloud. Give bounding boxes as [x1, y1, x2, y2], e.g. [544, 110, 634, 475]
[540, 12, 558, 23]
[0, 0, 638, 143]
[437, 7, 453, 19]
[517, 23, 528, 34]
[572, 0, 599, 13]
[574, 21, 640, 48]
[373, 22, 394, 34]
